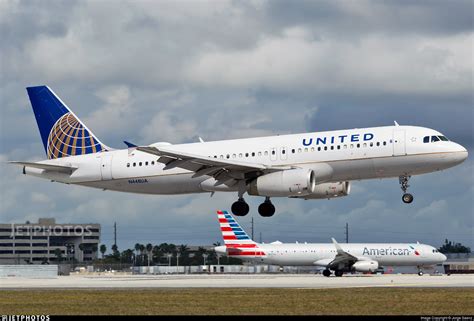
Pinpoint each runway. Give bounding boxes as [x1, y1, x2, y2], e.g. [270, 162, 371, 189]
[1, 273, 472, 289]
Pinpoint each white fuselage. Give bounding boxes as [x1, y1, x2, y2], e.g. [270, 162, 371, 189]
[215, 242, 447, 267]
[25, 125, 468, 196]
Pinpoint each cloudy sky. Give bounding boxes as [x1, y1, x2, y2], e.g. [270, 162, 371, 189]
[1, 0, 472, 252]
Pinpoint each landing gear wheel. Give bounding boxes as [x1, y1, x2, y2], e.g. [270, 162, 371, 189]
[258, 198, 275, 217]
[231, 198, 249, 216]
[418, 270, 424, 276]
[399, 175, 414, 204]
[322, 269, 331, 277]
[335, 270, 344, 277]
[402, 193, 414, 204]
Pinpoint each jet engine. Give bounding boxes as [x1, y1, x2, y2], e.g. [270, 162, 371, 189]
[248, 169, 316, 197]
[351, 260, 379, 272]
[294, 181, 351, 200]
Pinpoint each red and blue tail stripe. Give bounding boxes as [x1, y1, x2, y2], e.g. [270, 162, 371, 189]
[216, 210, 265, 257]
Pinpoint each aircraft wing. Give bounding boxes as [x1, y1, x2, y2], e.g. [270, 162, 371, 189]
[136, 146, 293, 186]
[9, 161, 78, 174]
[327, 238, 358, 270]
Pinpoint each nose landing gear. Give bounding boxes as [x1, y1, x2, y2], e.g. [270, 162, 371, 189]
[399, 175, 414, 204]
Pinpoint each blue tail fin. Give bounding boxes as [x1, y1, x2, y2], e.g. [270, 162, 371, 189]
[26, 86, 109, 159]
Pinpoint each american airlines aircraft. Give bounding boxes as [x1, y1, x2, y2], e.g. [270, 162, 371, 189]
[11, 86, 468, 217]
[214, 210, 447, 276]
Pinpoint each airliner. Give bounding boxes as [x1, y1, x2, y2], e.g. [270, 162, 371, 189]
[11, 86, 468, 217]
[214, 210, 447, 276]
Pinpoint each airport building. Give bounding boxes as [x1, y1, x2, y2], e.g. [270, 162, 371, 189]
[0, 218, 100, 264]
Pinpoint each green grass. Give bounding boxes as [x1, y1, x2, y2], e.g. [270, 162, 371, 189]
[1, 288, 473, 315]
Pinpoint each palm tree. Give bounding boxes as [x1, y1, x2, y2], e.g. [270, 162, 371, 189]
[152, 245, 161, 264]
[134, 243, 141, 265]
[146, 243, 153, 266]
[99, 244, 107, 259]
[54, 248, 63, 263]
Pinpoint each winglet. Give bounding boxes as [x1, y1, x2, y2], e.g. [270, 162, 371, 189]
[331, 238, 344, 254]
[394, 121, 400, 126]
[198, 136, 205, 143]
[124, 141, 138, 148]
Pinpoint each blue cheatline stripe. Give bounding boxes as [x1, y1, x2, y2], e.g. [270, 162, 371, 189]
[234, 232, 247, 236]
[237, 236, 250, 240]
[231, 228, 243, 232]
[229, 223, 239, 227]
[222, 211, 228, 214]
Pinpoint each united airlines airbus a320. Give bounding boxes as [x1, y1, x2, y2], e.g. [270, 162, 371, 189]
[11, 86, 468, 217]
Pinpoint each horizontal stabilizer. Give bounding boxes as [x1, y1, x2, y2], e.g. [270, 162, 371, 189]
[9, 161, 77, 174]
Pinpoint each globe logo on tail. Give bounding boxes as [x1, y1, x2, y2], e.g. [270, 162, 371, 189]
[47, 112, 104, 159]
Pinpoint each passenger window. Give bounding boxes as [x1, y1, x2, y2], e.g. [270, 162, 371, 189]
[251, 152, 254, 157]
[431, 136, 440, 142]
[318, 147, 321, 151]
[324, 146, 328, 151]
[356, 143, 360, 148]
[152, 161, 155, 165]
[311, 147, 315, 152]
[304, 148, 308, 152]
[271, 151, 275, 155]
[337, 145, 341, 150]
[214, 156, 217, 158]
[258, 152, 262, 156]
[239, 153, 243, 158]
[226, 154, 230, 159]
[133, 163, 136, 167]
[145, 161, 149, 166]
[245, 153, 249, 157]
[282, 150, 286, 154]
[363, 143, 367, 148]
[343, 145, 347, 149]
[232, 154, 236, 158]
[139, 162, 142, 166]
[298, 148, 302, 153]
[370, 142, 373, 147]
[376, 142, 380, 146]
[383, 141, 387, 146]
[264, 151, 268, 156]
[330, 146, 334, 150]
[127, 163, 130, 167]
[220, 155, 223, 159]
[350, 144, 354, 149]
[291, 149, 295, 154]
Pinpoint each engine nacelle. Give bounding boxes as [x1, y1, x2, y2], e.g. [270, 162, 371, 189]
[248, 169, 316, 197]
[295, 181, 351, 200]
[351, 260, 379, 272]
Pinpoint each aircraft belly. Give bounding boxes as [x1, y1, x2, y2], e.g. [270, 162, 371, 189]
[79, 173, 206, 195]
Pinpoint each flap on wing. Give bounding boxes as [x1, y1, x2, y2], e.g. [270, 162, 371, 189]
[9, 161, 77, 174]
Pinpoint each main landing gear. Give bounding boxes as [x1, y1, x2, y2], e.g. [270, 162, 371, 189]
[417, 267, 424, 276]
[399, 175, 414, 204]
[231, 196, 276, 217]
[231, 198, 250, 216]
[258, 197, 275, 217]
[322, 269, 343, 277]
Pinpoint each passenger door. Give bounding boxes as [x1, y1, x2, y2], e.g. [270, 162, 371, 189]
[100, 153, 113, 180]
[392, 129, 406, 156]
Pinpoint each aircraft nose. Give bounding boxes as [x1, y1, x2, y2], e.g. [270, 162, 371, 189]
[452, 143, 468, 163]
[440, 253, 447, 262]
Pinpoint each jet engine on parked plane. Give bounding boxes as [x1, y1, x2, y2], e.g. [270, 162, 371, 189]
[351, 260, 379, 272]
[248, 168, 316, 197]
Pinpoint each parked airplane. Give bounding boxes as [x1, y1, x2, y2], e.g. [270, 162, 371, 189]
[11, 86, 468, 217]
[214, 210, 447, 276]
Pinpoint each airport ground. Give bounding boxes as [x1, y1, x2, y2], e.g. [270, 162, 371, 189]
[1, 274, 473, 315]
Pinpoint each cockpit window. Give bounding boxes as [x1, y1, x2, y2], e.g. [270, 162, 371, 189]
[438, 136, 449, 141]
[431, 136, 440, 142]
[423, 136, 430, 143]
